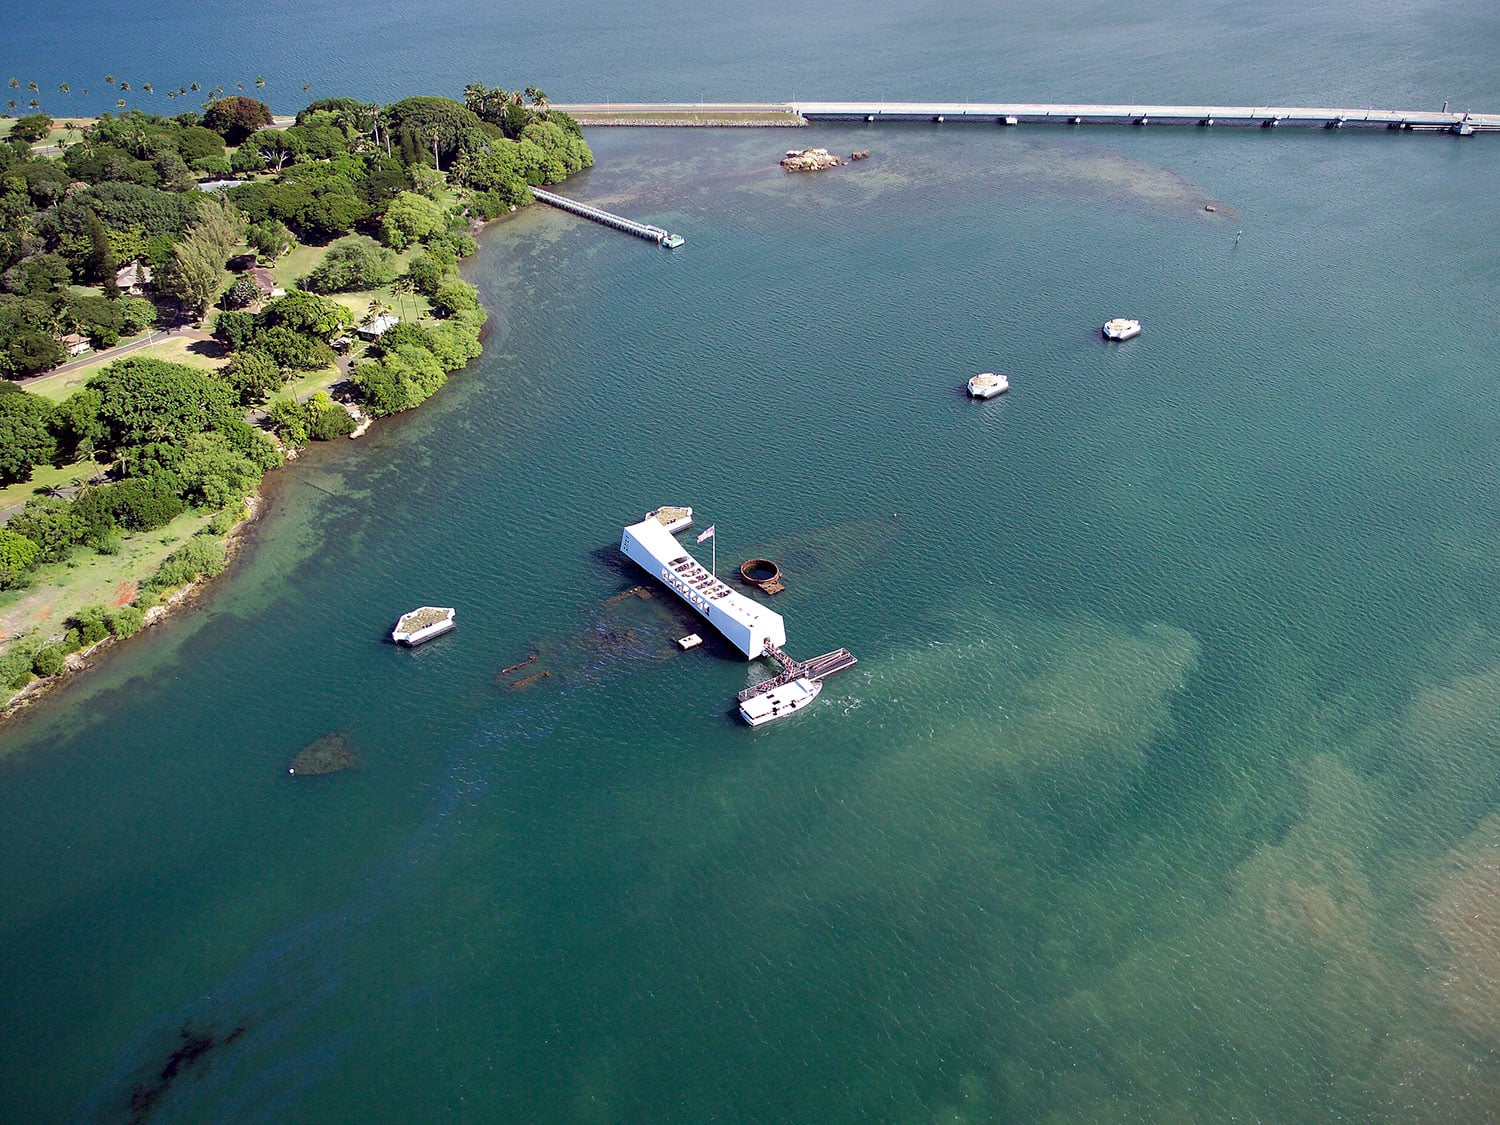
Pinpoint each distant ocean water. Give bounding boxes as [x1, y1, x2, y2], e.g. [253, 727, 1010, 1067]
[4, 2, 1500, 1120]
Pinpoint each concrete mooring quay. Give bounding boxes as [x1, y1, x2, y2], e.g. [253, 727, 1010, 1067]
[529, 187, 685, 246]
[554, 101, 1498, 135]
[795, 101, 1498, 134]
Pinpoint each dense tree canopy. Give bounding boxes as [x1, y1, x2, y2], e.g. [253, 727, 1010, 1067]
[86, 356, 238, 450]
[202, 95, 273, 143]
[0, 382, 55, 483]
[304, 235, 400, 293]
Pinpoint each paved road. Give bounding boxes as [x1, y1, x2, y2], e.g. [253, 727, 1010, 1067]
[18, 322, 214, 386]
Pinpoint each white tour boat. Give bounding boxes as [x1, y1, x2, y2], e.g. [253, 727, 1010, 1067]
[967, 372, 1010, 398]
[392, 606, 456, 646]
[1103, 317, 1142, 340]
[739, 676, 823, 727]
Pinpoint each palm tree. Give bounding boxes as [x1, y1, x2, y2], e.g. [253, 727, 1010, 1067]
[105, 74, 115, 87]
[236, 82, 244, 91]
[27, 81, 38, 93]
[526, 86, 550, 110]
[29, 99, 40, 110]
[142, 82, 153, 95]
[6, 78, 17, 90]
[116, 99, 126, 109]
[6, 100, 16, 113]
[190, 81, 200, 93]
[302, 83, 311, 93]
[255, 76, 266, 89]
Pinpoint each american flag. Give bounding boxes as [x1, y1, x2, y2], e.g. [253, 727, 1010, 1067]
[697, 525, 716, 543]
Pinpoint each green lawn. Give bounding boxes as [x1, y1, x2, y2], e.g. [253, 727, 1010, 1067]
[0, 459, 99, 517]
[0, 505, 219, 661]
[23, 336, 231, 404]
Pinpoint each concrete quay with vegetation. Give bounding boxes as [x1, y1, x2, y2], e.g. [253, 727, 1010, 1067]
[0, 81, 593, 711]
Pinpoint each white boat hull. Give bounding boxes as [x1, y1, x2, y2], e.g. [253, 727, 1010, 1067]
[739, 676, 823, 726]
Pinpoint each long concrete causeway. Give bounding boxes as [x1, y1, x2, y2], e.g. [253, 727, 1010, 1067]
[554, 101, 1498, 135]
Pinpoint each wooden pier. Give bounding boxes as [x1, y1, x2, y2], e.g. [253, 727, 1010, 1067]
[552, 101, 1499, 136]
[737, 641, 858, 703]
[530, 187, 685, 247]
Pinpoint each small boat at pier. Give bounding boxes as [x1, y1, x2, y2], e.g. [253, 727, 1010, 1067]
[392, 606, 456, 646]
[1103, 317, 1142, 340]
[967, 372, 1010, 398]
[739, 676, 822, 727]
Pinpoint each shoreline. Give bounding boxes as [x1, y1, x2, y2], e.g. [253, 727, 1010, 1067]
[0, 493, 265, 727]
[0, 205, 517, 729]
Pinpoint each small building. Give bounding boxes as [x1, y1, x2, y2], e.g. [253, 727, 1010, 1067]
[246, 267, 277, 297]
[115, 260, 152, 294]
[356, 314, 400, 341]
[60, 333, 90, 357]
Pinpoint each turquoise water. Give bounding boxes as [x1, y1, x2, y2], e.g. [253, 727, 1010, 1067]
[6, 3, 1500, 1120]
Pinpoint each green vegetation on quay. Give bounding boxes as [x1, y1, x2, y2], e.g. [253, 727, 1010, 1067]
[0, 83, 593, 706]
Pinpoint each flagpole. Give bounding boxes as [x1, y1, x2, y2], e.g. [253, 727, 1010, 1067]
[711, 530, 716, 577]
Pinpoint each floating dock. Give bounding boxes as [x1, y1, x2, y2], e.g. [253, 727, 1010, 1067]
[737, 641, 858, 703]
[531, 187, 685, 247]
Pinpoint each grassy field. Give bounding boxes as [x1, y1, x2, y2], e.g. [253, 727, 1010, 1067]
[0, 115, 93, 148]
[0, 459, 99, 516]
[0, 504, 218, 656]
[22, 335, 231, 404]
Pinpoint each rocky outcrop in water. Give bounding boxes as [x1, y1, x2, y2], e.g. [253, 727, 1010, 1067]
[781, 147, 843, 172]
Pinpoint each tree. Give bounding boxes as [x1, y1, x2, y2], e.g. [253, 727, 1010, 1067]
[86, 356, 237, 450]
[220, 277, 261, 309]
[303, 235, 399, 293]
[7, 496, 85, 564]
[0, 527, 40, 588]
[383, 96, 485, 167]
[174, 125, 225, 164]
[176, 430, 260, 508]
[258, 289, 354, 340]
[11, 114, 53, 143]
[202, 95, 272, 143]
[48, 387, 106, 464]
[429, 277, 481, 319]
[222, 347, 283, 404]
[252, 128, 304, 172]
[157, 234, 225, 314]
[0, 383, 55, 484]
[380, 191, 446, 250]
[405, 253, 444, 296]
[246, 218, 294, 260]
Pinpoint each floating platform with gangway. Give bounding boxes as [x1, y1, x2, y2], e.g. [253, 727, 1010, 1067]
[737, 640, 858, 703]
[531, 187, 686, 247]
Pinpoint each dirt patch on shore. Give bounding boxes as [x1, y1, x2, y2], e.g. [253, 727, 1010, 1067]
[111, 581, 137, 608]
